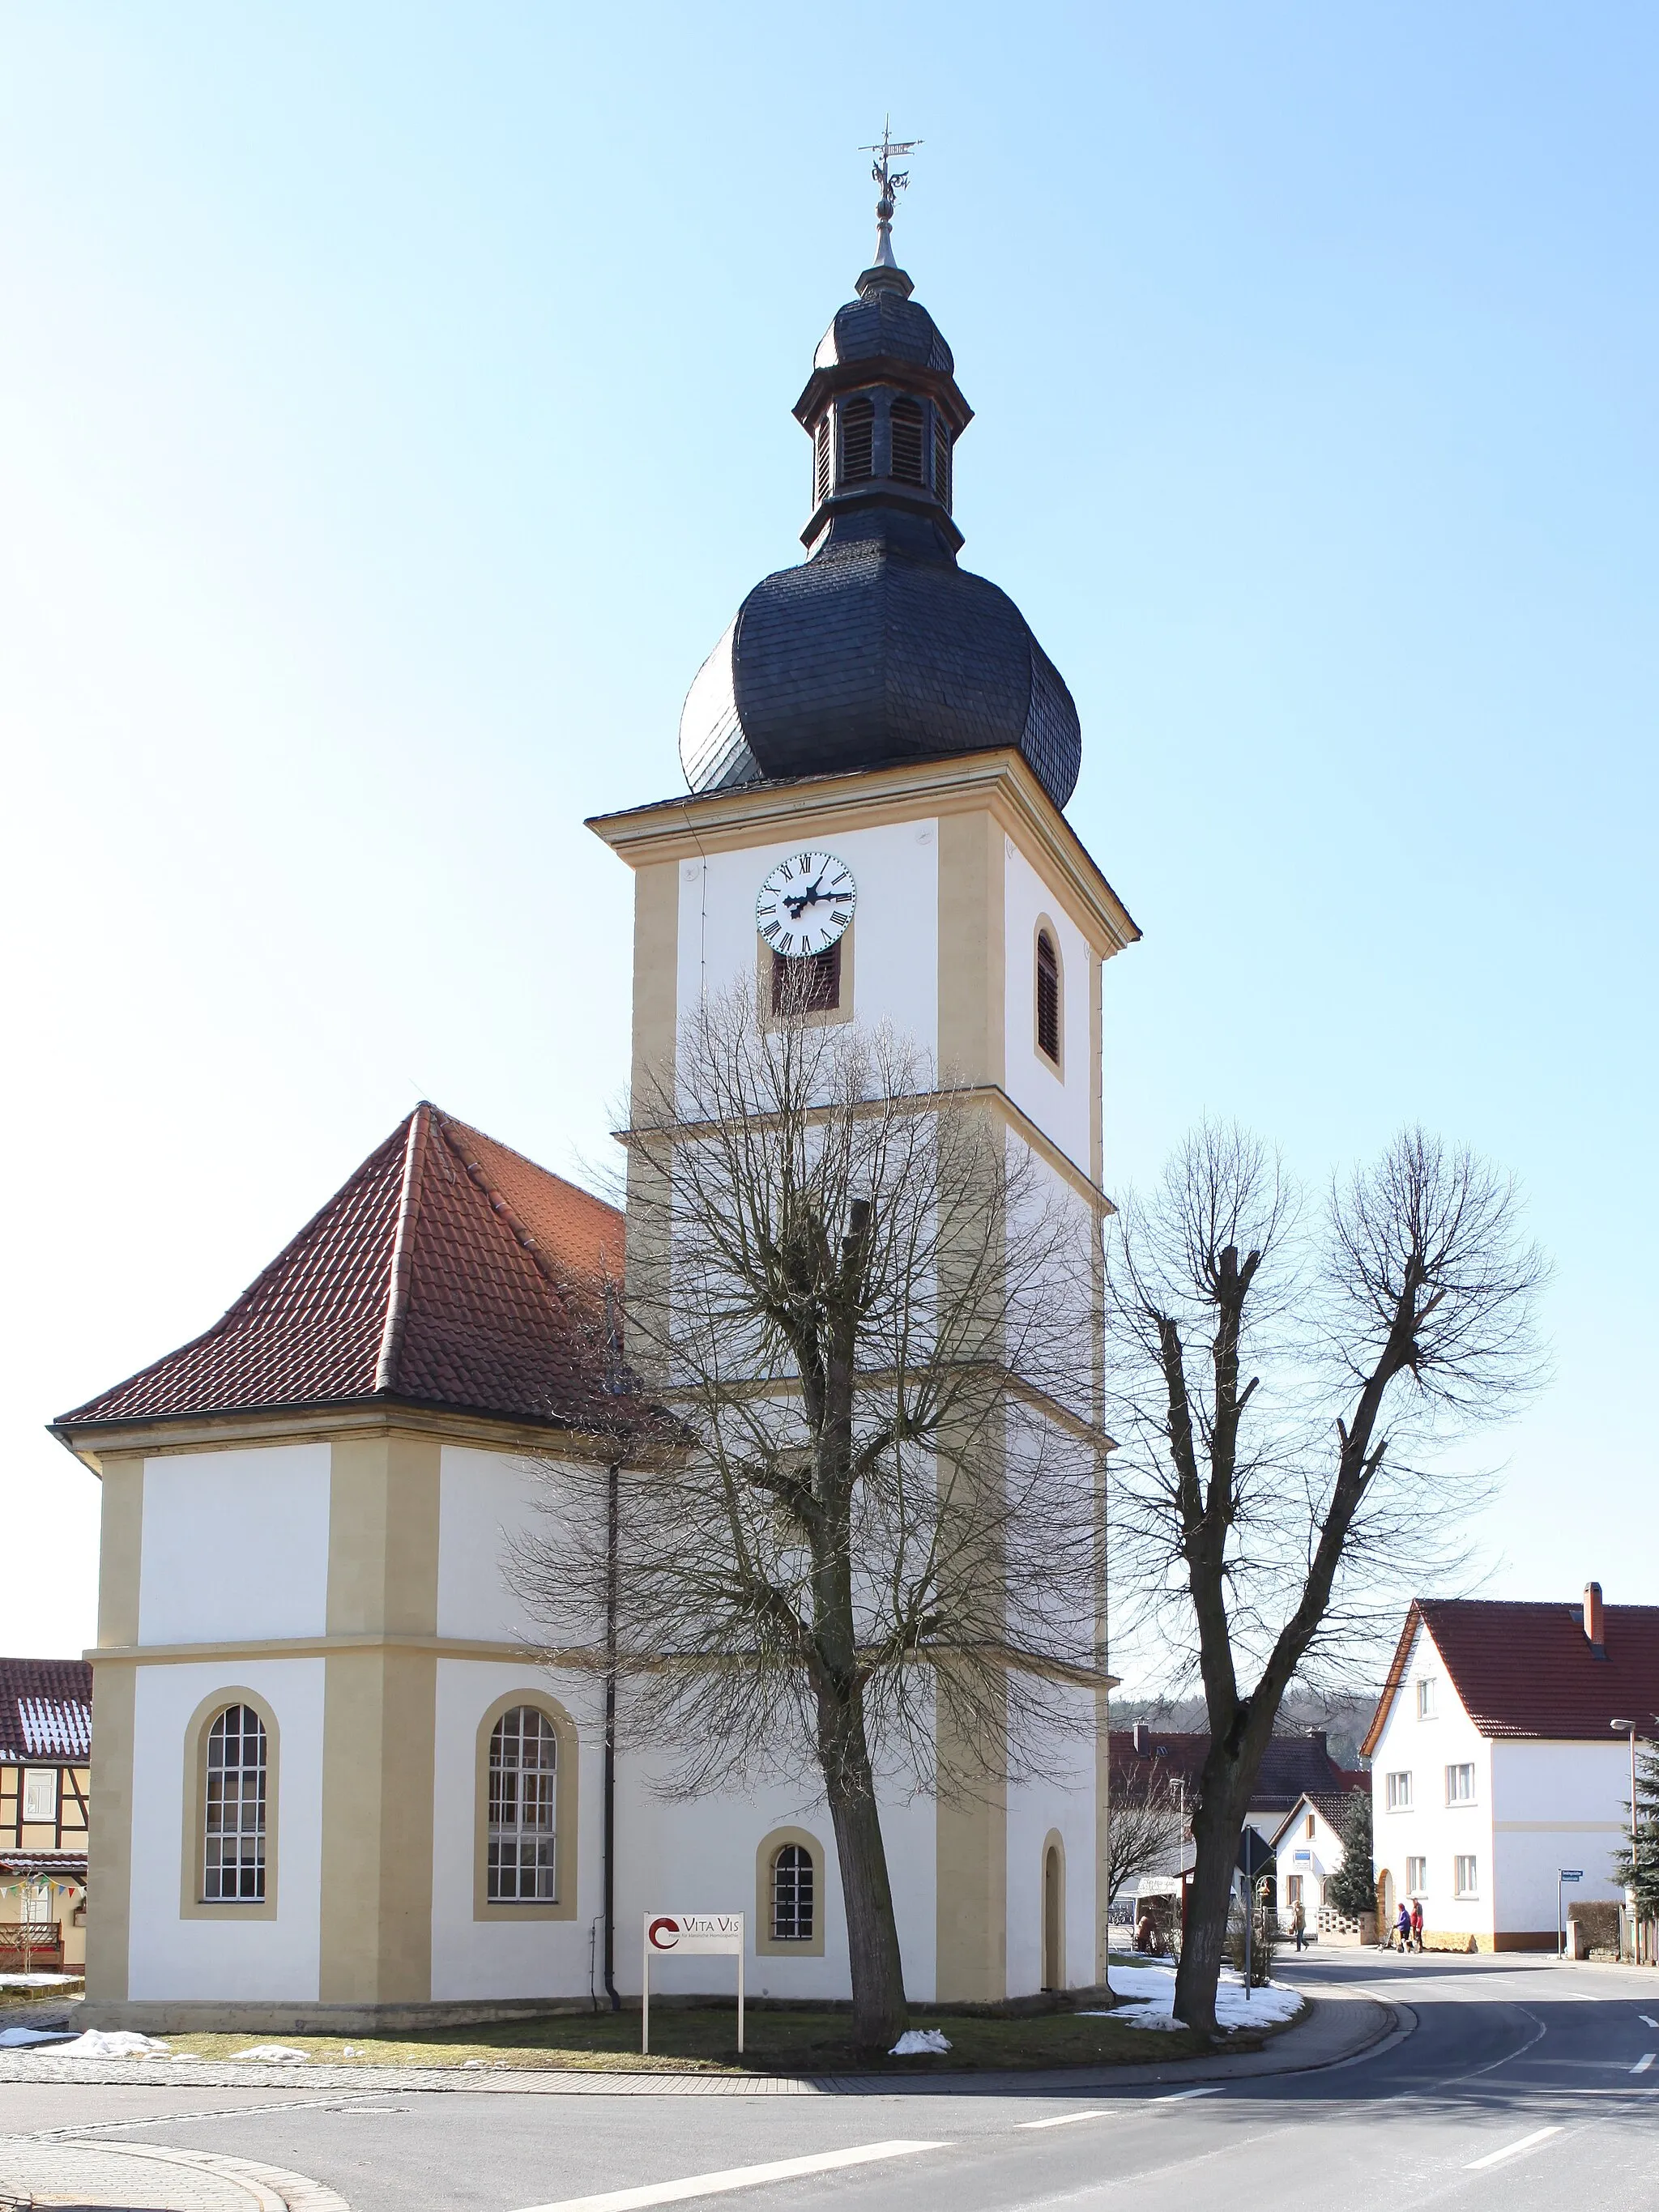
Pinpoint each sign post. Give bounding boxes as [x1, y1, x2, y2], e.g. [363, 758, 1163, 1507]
[1557, 1869, 1583, 1958]
[1236, 1828, 1275, 2002]
[642, 1913, 745, 2056]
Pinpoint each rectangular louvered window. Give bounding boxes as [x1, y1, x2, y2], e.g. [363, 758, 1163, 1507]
[1036, 931, 1060, 1063]
[840, 396, 874, 483]
[772, 941, 841, 1015]
[814, 414, 832, 505]
[890, 397, 924, 484]
[934, 417, 952, 509]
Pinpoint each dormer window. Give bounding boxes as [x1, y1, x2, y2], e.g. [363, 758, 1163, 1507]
[814, 415, 832, 506]
[890, 397, 925, 485]
[840, 397, 874, 483]
[933, 416, 953, 509]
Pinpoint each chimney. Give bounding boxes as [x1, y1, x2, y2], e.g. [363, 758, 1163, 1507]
[1584, 1582, 1606, 1652]
[1307, 1727, 1328, 1757]
[1132, 1721, 1147, 1755]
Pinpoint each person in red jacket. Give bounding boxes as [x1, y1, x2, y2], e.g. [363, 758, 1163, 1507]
[1410, 1898, 1425, 1953]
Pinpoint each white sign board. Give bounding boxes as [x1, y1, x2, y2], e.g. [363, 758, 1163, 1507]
[646, 1912, 744, 1955]
[642, 1913, 745, 2056]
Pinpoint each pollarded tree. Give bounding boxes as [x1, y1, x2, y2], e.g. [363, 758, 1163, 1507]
[512, 978, 1108, 2052]
[1107, 1123, 1545, 2034]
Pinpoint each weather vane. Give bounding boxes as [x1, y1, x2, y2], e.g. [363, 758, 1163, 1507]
[859, 118, 922, 269]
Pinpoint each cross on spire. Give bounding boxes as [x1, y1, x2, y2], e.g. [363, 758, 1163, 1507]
[859, 118, 922, 269]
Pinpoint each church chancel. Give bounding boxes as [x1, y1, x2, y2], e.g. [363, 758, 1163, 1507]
[56, 161, 1139, 2031]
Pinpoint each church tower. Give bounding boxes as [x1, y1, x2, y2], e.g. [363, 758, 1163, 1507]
[591, 177, 1139, 2001]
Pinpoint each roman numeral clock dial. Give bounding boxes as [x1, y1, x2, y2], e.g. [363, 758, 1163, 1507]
[755, 850, 857, 957]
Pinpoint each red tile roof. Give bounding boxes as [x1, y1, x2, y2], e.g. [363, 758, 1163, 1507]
[0, 1660, 93, 1764]
[1108, 1728, 1364, 1813]
[54, 1107, 626, 1438]
[1363, 1596, 1659, 1754]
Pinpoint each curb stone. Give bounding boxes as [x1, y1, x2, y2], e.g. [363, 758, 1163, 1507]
[0, 2138, 350, 2210]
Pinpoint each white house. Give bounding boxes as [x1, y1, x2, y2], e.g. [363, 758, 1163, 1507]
[1363, 1587, 1657, 1951]
[1269, 1789, 1365, 1936]
[52, 215, 1141, 2031]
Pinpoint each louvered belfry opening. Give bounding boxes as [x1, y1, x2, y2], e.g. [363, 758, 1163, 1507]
[839, 395, 875, 483]
[1036, 931, 1060, 1062]
[889, 396, 925, 485]
[813, 413, 832, 506]
[772, 940, 841, 1015]
[933, 416, 953, 509]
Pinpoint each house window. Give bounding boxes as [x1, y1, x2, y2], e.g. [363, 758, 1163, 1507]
[770, 1843, 815, 1942]
[814, 413, 832, 506]
[1036, 931, 1060, 1063]
[889, 397, 925, 485]
[1386, 1771, 1412, 1812]
[1305, 1813, 1316, 1839]
[1454, 1855, 1478, 1899]
[840, 397, 874, 483]
[1446, 1762, 1476, 1805]
[1416, 1678, 1437, 1720]
[933, 416, 953, 509]
[1406, 1856, 1427, 1895]
[22, 1771, 58, 1824]
[771, 940, 841, 1015]
[488, 1706, 558, 1902]
[203, 1705, 267, 1902]
[1286, 1874, 1303, 1907]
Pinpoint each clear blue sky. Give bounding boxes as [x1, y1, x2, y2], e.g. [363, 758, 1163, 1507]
[2, 5, 1653, 1668]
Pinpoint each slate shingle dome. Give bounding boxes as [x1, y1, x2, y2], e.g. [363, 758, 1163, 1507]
[679, 261, 1083, 812]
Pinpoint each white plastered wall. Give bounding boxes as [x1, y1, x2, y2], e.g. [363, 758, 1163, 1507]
[1002, 838, 1092, 1174]
[1370, 1623, 1493, 1943]
[1489, 1739, 1631, 1936]
[139, 1445, 331, 1644]
[436, 1443, 557, 1644]
[675, 820, 939, 1047]
[1005, 1686, 1099, 1995]
[127, 1657, 325, 2002]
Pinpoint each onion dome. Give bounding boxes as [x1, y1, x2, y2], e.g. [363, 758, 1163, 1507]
[679, 251, 1082, 812]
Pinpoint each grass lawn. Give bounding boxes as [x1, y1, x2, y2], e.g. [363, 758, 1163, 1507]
[160, 1988, 1288, 2075]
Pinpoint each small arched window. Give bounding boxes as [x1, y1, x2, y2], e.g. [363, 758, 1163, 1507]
[814, 413, 832, 506]
[840, 396, 874, 484]
[488, 1705, 558, 1901]
[889, 397, 925, 485]
[933, 416, 953, 509]
[1036, 930, 1060, 1063]
[771, 1842, 815, 1941]
[203, 1704, 267, 1901]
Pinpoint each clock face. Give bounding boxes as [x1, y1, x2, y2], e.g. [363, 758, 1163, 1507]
[755, 850, 858, 958]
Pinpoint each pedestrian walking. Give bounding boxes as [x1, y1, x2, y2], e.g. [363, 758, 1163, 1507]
[1410, 1898, 1424, 1953]
[1292, 1899, 1307, 1952]
[1395, 1903, 1413, 1952]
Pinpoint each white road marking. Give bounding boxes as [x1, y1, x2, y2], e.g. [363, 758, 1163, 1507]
[1464, 2125, 1563, 2172]
[1018, 2110, 1109, 2129]
[1152, 2086, 1224, 2103]
[1632, 2052, 1655, 2073]
[509, 2139, 948, 2212]
[1640, 2015, 1658, 2028]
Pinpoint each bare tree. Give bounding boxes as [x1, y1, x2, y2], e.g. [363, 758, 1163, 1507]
[1107, 1123, 1545, 2033]
[512, 978, 1108, 2052]
[1104, 1758, 1188, 1920]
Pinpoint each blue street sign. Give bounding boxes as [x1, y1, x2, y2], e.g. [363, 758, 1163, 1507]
[1559, 1869, 1584, 1881]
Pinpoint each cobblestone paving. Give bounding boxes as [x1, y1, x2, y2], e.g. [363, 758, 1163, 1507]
[0, 2138, 349, 2210]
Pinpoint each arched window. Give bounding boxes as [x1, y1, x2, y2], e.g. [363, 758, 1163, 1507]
[840, 396, 874, 484]
[889, 397, 925, 485]
[488, 1705, 558, 1901]
[814, 413, 832, 506]
[1036, 930, 1060, 1064]
[770, 1843, 815, 1941]
[933, 416, 953, 509]
[203, 1705, 267, 1902]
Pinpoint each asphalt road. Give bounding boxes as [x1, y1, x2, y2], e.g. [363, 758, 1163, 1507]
[3, 1953, 1655, 2211]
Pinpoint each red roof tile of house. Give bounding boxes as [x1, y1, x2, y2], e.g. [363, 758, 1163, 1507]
[1363, 1596, 1659, 1754]
[1108, 1728, 1365, 1814]
[0, 1660, 93, 1764]
[53, 1107, 626, 1438]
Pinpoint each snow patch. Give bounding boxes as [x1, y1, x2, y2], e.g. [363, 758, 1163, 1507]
[1085, 1964, 1303, 2033]
[53, 2030, 172, 2058]
[229, 2044, 311, 2064]
[889, 2028, 953, 2056]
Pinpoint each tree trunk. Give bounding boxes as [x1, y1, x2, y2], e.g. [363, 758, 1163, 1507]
[818, 1686, 909, 2052]
[1173, 1767, 1251, 2034]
